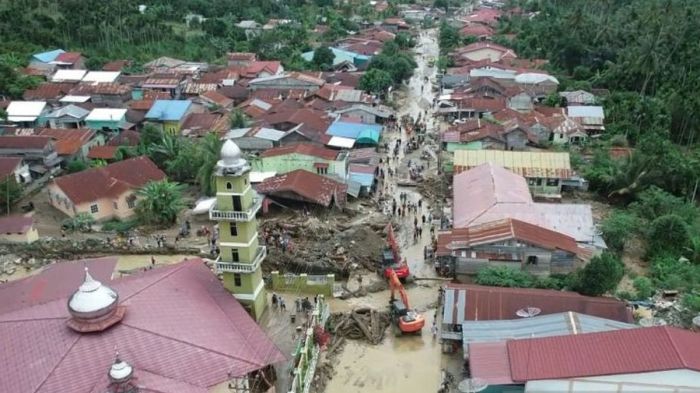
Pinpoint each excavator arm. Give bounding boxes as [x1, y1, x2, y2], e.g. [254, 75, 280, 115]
[388, 269, 410, 308]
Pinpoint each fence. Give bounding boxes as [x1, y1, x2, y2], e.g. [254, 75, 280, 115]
[287, 295, 330, 393]
[271, 271, 335, 297]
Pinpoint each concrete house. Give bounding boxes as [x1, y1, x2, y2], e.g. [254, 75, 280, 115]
[253, 142, 349, 181]
[85, 108, 128, 132]
[547, 115, 588, 145]
[0, 136, 61, 176]
[44, 105, 89, 128]
[437, 218, 588, 277]
[144, 100, 194, 135]
[0, 215, 39, 244]
[5, 101, 49, 127]
[301, 47, 372, 71]
[37, 128, 105, 162]
[333, 104, 392, 124]
[47, 156, 166, 221]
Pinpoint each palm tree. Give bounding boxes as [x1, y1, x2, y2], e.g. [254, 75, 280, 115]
[196, 133, 223, 196]
[135, 180, 185, 226]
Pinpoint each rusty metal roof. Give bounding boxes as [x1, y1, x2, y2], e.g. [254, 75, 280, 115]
[453, 149, 572, 179]
[255, 169, 346, 207]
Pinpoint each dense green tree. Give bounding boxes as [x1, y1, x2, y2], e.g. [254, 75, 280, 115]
[648, 214, 693, 258]
[140, 124, 164, 148]
[229, 109, 248, 128]
[311, 46, 335, 70]
[66, 159, 89, 174]
[438, 22, 460, 54]
[358, 69, 393, 94]
[600, 211, 639, 252]
[572, 252, 625, 296]
[195, 133, 223, 196]
[135, 180, 185, 226]
[0, 177, 22, 214]
[394, 32, 415, 49]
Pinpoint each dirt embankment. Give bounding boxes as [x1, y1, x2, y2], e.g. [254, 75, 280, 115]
[261, 213, 389, 277]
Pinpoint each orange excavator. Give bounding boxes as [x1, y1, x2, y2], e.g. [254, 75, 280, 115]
[388, 268, 425, 334]
[381, 223, 410, 279]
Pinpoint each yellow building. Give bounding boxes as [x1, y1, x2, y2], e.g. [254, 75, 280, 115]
[0, 215, 39, 244]
[210, 140, 267, 320]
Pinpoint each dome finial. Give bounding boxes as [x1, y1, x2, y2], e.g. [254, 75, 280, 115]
[216, 139, 249, 174]
[67, 265, 125, 332]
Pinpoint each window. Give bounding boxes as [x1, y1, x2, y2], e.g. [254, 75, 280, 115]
[232, 248, 239, 262]
[226, 182, 232, 190]
[546, 178, 559, 187]
[90, 204, 99, 213]
[234, 273, 242, 287]
[316, 167, 328, 175]
[527, 178, 536, 186]
[127, 195, 136, 209]
[229, 223, 238, 236]
[244, 178, 248, 185]
[536, 178, 543, 186]
[526, 256, 538, 265]
[113, 201, 118, 210]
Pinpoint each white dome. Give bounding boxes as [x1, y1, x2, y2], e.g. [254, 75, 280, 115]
[109, 358, 133, 382]
[68, 268, 118, 317]
[221, 139, 242, 164]
[515, 73, 559, 85]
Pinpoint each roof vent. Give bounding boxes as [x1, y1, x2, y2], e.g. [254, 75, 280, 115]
[516, 307, 541, 318]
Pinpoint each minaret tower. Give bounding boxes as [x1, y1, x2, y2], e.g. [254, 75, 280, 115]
[210, 140, 267, 320]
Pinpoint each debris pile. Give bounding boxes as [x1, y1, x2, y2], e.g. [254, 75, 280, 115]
[262, 214, 388, 275]
[416, 175, 450, 206]
[328, 308, 391, 345]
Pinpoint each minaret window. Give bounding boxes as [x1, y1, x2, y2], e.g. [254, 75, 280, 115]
[232, 196, 242, 211]
[234, 273, 242, 287]
[232, 248, 239, 262]
[226, 182, 232, 190]
[230, 223, 238, 236]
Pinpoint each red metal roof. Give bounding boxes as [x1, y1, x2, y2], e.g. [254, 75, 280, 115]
[201, 90, 234, 107]
[469, 342, 514, 385]
[52, 156, 165, 204]
[23, 83, 73, 100]
[459, 24, 495, 37]
[87, 145, 118, 160]
[0, 157, 22, 180]
[443, 283, 633, 323]
[255, 169, 347, 207]
[55, 52, 82, 64]
[507, 326, 700, 382]
[228, 52, 257, 61]
[102, 60, 131, 72]
[0, 135, 51, 149]
[37, 128, 95, 156]
[0, 214, 33, 234]
[261, 142, 339, 160]
[0, 259, 285, 392]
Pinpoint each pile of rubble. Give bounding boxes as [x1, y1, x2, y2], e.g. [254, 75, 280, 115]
[261, 214, 388, 275]
[416, 174, 450, 206]
[328, 308, 392, 345]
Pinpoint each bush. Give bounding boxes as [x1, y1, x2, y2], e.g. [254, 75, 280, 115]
[647, 214, 693, 258]
[649, 255, 700, 291]
[600, 211, 639, 252]
[62, 213, 95, 233]
[475, 266, 535, 288]
[572, 252, 625, 296]
[632, 277, 654, 300]
[101, 219, 139, 234]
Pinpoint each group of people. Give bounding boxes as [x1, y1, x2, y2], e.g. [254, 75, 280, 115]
[262, 228, 294, 253]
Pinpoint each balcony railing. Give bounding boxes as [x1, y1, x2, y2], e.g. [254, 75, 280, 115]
[209, 197, 262, 222]
[215, 246, 266, 273]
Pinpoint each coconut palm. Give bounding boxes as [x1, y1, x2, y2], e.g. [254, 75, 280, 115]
[196, 133, 223, 196]
[135, 180, 185, 226]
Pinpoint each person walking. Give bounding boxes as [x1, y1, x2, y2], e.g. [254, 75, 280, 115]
[272, 293, 278, 309]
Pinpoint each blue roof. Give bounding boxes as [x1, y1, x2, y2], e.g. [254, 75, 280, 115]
[349, 172, 375, 187]
[145, 100, 192, 121]
[32, 49, 66, 63]
[301, 47, 371, 66]
[326, 121, 383, 139]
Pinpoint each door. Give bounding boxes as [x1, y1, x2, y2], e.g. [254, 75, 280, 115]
[232, 195, 242, 211]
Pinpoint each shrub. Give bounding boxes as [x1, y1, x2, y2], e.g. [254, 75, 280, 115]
[632, 276, 654, 300]
[572, 252, 625, 296]
[101, 219, 138, 234]
[475, 266, 535, 288]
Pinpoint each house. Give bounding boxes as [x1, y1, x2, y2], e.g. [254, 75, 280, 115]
[43, 105, 89, 128]
[455, 42, 517, 62]
[559, 90, 597, 105]
[142, 74, 185, 98]
[37, 128, 104, 161]
[227, 52, 257, 67]
[81, 71, 121, 84]
[333, 104, 392, 124]
[459, 23, 495, 39]
[0, 215, 39, 243]
[180, 112, 227, 137]
[547, 115, 588, 145]
[239, 61, 284, 79]
[180, 81, 218, 97]
[449, 163, 601, 248]
[48, 156, 166, 220]
[501, 119, 536, 150]
[452, 150, 574, 196]
[514, 72, 559, 98]
[5, 101, 48, 127]
[326, 120, 383, 146]
[465, 7, 502, 26]
[301, 47, 372, 71]
[567, 105, 605, 134]
[439, 283, 633, 344]
[442, 122, 506, 151]
[23, 82, 74, 103]
[235, 20, 262, 38]
[144, 100, 194, 134]
[87, 146, 119, 161]
[0, 157, 31, 184]
[0, 258, 284, 392]
[0, 136, 61, 175]
[381, 17, 409, 32]
[506, 90, 534, 112]
[217, 85, 250, 105]
[85, 108, 128, 131]
[224, 126, 287, 151]
[258, 107, 333, 144]
[437, 218, 589, 277]
[248, 72, 325, 92]
[254, 142, 349, 181]
[469, 326, 700, 393]
[256, 169, 347, 209]
[348, 163, 377, 195]
[200, 90, 234, 109]
[50, 69, 87, 83]
[69, 83, 132, 107]
[28, 49, 84, 74]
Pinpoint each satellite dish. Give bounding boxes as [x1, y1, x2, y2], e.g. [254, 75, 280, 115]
[639, 317, 667, 327]
[516, 307, 541, 318]
[458, 378, 488, 393]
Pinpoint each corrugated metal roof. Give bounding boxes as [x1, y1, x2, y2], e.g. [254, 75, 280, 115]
[32, 49, 65, 63]
[255, 169, 347, 207]
[328, 136, 356, 148]
[441, 284, 632, 325]
[254, 127, 286, 141]
[462, 312, 636, 345]
[51, 69, 87, 82]
[7, 101, 47, 117]
[453, 150, 572, 178]
[145, 100, 192, 121]
[469, 342, 515, 385]
[508, 326, 700, 382]
[326, 120, 383, 139]
[86, 108, 127, 122]
[349, 172, 374, 187]
[567, 105, 604, 118]
[81, 71, 120, 83]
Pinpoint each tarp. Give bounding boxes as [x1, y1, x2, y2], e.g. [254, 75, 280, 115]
[349, 172, 374, 187]
[355, 128, 380, 145]
[192, 197, 215, 215]
[327, 136, 356, 148]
